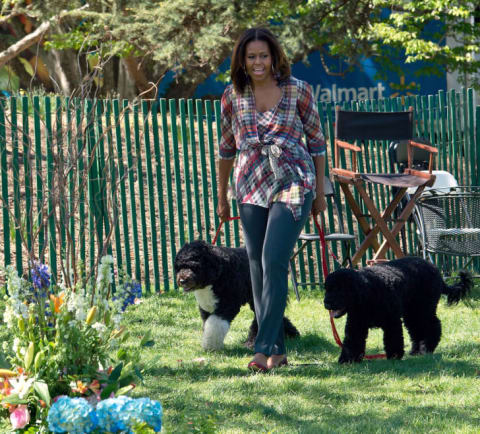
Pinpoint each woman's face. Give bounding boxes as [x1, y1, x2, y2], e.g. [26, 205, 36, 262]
[244, 40, 273, 85]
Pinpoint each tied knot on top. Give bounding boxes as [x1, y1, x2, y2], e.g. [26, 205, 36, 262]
[259, 138, 283, 179]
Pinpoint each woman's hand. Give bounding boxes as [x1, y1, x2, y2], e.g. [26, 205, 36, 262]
[217, 197, 231, 222]
[311, 193, 327, 217]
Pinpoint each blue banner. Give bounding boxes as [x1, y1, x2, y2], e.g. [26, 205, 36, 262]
[159, 51, 446, 102]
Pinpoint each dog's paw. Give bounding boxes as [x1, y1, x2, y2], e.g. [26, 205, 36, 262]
[410, 341, 427, 356]
[386, 352, 404, 360]
[338, 350, 364, 364]
[201, 341, 224, 351]
[201, 315, 230, 351]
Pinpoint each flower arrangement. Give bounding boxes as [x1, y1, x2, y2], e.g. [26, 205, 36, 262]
[47, 396, 162, 433]
[0, 257, 154, 432]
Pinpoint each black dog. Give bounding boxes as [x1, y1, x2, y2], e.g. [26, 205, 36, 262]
[324, 256, 472, 363]
[174, 240, 300, 350]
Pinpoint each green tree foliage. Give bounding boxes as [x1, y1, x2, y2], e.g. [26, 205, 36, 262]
[1, 0, 479, 97]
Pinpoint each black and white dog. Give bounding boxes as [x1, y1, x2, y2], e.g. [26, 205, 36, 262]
[174, 240, 300, 350]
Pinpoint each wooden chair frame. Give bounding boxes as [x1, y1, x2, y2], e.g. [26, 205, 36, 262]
[332, 107, 438, 265]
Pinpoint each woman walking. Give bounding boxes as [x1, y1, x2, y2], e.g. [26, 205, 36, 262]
[217, 27, 327, 371]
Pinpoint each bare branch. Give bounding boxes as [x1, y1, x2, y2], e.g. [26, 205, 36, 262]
[0, 21, 51, 69]
[0, 11, 21, 26]
[0, 3, 90, 70]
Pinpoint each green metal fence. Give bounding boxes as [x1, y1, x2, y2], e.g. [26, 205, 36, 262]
[0, 88, 478, 291]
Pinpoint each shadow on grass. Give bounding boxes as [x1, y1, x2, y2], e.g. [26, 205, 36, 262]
[132, 290, 480, 432]
[156, 371, 480, 433]
[141, 344, 480, 385]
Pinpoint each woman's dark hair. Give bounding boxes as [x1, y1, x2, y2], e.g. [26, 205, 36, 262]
[231, 27, 291, 94]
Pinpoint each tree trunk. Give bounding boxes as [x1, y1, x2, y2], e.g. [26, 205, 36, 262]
[117, 59, 137, 100]
[41, 48, 81, 96]
[122, 56, 156, 99]
[101, 56, 119, 98]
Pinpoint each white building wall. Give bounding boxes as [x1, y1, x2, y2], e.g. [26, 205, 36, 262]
[446, 23, 479, 106]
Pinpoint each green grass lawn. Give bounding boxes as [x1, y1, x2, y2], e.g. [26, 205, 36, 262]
[120, 283, 480, 434]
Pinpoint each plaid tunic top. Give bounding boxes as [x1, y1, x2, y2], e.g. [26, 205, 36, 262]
[219, 76, 326, 220]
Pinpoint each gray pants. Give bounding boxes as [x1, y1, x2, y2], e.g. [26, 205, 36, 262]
[239, 193, 313, 356]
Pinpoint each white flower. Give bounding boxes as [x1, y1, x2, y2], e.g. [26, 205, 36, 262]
[112, 313, 122, 328]
[92, 322, 107, 336]
[102, 255, 114, 266]
[12, 337, 20, 354]
[5, 265, 24, 297]
[109, 338, 118, 350]
[66, 291, 88, 322]
[13, 300, 29, 319]
[96, 256, 114, 295]
[3, 305, 14, 328]
[9, 375, 34, 399]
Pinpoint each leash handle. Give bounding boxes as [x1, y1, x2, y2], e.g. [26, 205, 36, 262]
[212, 216, 240, 245]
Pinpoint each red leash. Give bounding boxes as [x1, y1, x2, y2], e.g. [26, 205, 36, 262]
[214, 214, 385, 360]
[212, 216, 240, 245]
[312, 215, 329, 280]
[313, 215, 386, 360]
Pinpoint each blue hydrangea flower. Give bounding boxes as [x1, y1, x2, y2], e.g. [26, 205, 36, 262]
[96, 396, 132, 433]
[127, 397, 163, 432]
[47, 396, 98, 433]
[31, 261, 51, 290]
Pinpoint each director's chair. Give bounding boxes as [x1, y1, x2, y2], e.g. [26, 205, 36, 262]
[332, 107, 438, 265]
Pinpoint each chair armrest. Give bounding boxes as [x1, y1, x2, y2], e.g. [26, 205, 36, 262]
[334, 139, 362, 172]
[408, 140, 438, 154]
[335, 139, 361, 152]
[406, 140, 437, 173]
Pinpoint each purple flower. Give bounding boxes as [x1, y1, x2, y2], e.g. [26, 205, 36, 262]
[31, 261, 51, 290]
[115, 281, 142, 311]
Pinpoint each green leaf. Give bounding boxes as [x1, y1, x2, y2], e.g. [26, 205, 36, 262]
[119, 374, 136, 388]
[108, 362, 123, 383]
[18, 57, 34, 77]
[100, 382, 117, 400]
[116, 348, 127, 360]
[34, 380, 51, 407]
[24, 341, 35, 371]
[1, 394, 28, 405]
[140, 330, 154, 347]
[0, 352, 11, 369]
[116, 384, 135, 396]
[134, 366, 144, 382]
[132, 421, 155, 433]
[131, 421, 155, 433]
